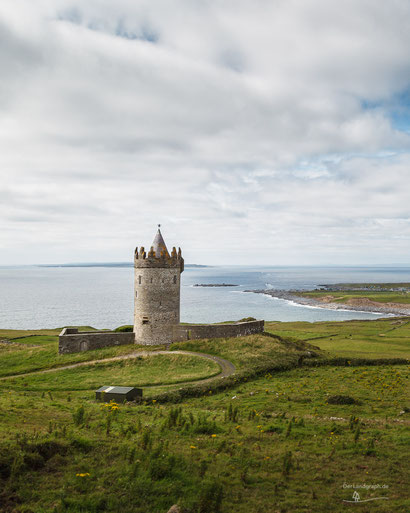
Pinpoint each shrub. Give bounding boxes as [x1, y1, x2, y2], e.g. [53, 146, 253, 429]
[148, 455, 176, 480]
[192, 414, 221, 435]
[23, 451, 45, 470]
[197, 479, 224, 513]
[73, 405, 85, 426]
[282, 451, 293, 476]
[304, 357, 408, 367]
[28, 440, 67, 460]
[265, 425, 283, 434]
[70, 436, 93, 453]
[114, 325, 133, 332]
[141, 428, 152, 451]
[0, 448, 14, 479]
[328, 395, 358, 405]
[226, 403, 239, 423]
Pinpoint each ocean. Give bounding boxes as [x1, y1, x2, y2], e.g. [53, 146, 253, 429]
[0, 265, 409, 330]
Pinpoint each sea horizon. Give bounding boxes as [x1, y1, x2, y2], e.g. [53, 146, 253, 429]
[1, 264, 409, 330]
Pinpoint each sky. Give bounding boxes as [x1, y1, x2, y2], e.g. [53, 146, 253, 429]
[0, 0, 410, 266]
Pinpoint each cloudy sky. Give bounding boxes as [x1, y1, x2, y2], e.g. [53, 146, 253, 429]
[1, 0, 410, 265]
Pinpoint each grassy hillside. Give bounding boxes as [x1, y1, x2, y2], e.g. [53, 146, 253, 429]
[265, 318, 410, 358]
[2, 353, 221, 392]
[0, 334, 168, 379]
[0, 321, 408, 512]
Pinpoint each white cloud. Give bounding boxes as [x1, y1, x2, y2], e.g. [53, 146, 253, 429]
[0, 0, 409, 265]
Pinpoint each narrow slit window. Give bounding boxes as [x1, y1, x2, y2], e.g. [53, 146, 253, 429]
[138, 276, 142, 284]
[173, 275, 177, 284]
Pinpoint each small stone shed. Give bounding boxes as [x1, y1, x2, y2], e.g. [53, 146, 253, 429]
[95, 386, 143, 403]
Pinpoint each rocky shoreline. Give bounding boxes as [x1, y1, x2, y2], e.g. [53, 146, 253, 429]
[194, 283, 238, 287]
[244, 289, 410, 316]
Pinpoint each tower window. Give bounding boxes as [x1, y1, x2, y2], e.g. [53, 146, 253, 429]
[150, 277, 153, 283]
[138, 276, 142, 284]
[142, 316, 149, 325]
[135, 291, 138, 298]
[173, 275, 177, 284]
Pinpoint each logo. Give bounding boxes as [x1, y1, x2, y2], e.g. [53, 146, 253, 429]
[343, 490, 389, 503]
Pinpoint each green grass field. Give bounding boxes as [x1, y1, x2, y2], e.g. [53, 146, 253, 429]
[265, 318, 410, 358]
[0, 353, 221, 392]
[0, 333, 169, 379]
[0, 319, 408, 512]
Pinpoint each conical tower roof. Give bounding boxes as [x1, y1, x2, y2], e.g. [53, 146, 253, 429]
[151, 226, 170, 258]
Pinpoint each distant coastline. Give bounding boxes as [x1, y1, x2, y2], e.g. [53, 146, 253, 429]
[194, 283, 238, 287]
[245, 288, 410, 316]
[36, 263, 209, 268]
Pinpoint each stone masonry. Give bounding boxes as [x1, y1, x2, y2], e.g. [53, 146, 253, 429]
[134, 228, 184, 345]
[58, 328, 134, 354]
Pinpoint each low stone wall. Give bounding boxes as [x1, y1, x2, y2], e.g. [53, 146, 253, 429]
[172, 320, 264, 342]
[58, 320, 264, 353]
[58, 328, 135, 354]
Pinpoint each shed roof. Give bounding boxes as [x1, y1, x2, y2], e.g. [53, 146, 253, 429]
[96, 386, 135, 394]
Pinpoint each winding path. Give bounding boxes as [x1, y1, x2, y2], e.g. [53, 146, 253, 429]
[0, 350, 236, 387]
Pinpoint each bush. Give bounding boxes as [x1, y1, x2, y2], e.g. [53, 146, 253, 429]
[148, 455, 176, 480]
[197, 479, 224, 513]
[0, 448, 14, 479]
[23, 451, 45, 470]
[27, 440, 67, 460]
[265, 425, 283, 434]
[70, 436, 94, 453]
[328, 395, 359, 405]
[114, 325, 133, 332]
[191, 415, 221, 435]
[305, 357, 408, 367]
[73, 405, 85, 426]
[282, 451, 293, 476]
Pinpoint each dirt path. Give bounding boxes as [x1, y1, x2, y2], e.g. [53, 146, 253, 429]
[0, 350, 236, 387]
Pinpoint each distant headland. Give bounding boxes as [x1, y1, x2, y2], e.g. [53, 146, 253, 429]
[246, 282, 410, 316]
[37, 262, 209, 268]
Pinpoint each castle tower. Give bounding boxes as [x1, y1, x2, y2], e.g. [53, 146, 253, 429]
[134, 227, 184, 345]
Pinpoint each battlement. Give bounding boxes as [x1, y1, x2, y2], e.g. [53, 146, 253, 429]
[134, 245, 184, 271]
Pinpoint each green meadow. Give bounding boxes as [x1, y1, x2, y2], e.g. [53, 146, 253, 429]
[0, 318, 408, 512]
[299, 289, 410, 304]
[265, 318, 410, 358]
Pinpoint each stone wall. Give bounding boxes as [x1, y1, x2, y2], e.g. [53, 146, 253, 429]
[58, 320, 264, 354]
[172, 320, 264, 342]
[58, 328, 135, 354]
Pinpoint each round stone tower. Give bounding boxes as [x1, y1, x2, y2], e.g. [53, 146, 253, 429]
[133, 227, 184, 345]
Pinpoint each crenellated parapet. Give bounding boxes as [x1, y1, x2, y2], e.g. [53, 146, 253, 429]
[134, 245, 184, 272]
